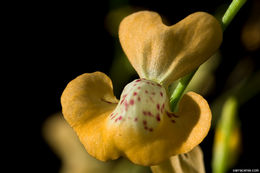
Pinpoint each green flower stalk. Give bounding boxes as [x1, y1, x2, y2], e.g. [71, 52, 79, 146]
[222, 0, 247, 30]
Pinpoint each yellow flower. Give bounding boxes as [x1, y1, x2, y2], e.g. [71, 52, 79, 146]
[61, 11, 222, 166]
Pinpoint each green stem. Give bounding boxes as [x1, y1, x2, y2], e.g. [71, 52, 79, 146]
[222, 0, 247, 30]
[169, 0, 247, 112]
[169, 70, 197, 112]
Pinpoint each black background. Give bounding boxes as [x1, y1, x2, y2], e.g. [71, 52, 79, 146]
[4, 0, 259, 172]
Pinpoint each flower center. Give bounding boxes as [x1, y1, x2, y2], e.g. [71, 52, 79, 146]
[107, 78, 170, 132]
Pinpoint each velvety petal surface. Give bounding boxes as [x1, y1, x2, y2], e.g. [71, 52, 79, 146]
[119, 11, 222, 86]
[61, 72, 120, 161]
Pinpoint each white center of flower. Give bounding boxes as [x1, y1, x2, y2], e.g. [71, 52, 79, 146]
[107, 78, 171, 132]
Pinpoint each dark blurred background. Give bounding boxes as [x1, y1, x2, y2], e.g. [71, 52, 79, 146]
[5, 0, 259, 172]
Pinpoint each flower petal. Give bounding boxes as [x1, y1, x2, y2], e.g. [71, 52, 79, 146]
[151, 146, 205, 173]
[119, 11, 222, 86]
[168, 91, 212, 154]
[105, 91, 211, 166]
[61, 72, 120, 161]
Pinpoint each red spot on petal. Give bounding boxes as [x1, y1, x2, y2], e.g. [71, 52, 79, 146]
[145, 90, 149, 94]
[156, 114, 161, 121]
[166, 111, 172, 118]
[136, 79, 141, 82]
[160, 92, 163, 97]
[134, 117, 138, 122]
[138, 86, 141, 89]
[130, 99, 134, 105]
[143, 111, 147, 116]
[171, 119, 176, 123]
[133, 92, 137, 96]
[138, 96, 141, 102]
[149, 128, 153, 132]
[167, 111, 179, 118]
[146, 81, 150, 84]
[147, 111, 154, 117]
[156, 104, 160, 110]
[119, 116, 122, 120]
[143, 120, 147, 125]
[161, 104, 165, 113]
[124, 101, 129, 111]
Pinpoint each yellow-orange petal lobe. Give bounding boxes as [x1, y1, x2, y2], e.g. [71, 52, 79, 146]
[61, 72, 120, 161]
[119, 11, 222, 86]
[61, 74, 211, 166]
